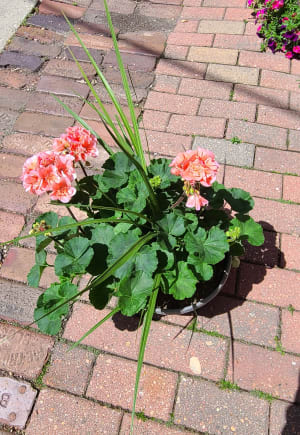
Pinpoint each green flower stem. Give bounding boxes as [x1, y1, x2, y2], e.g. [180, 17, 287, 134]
[68, 306, 120, 351]
[102, 0, 147, 172]
[130, 274, 161, 434]
[79, 161, 88, 177]
[65, 205, 86, 235]
[2, 218, 135, 246]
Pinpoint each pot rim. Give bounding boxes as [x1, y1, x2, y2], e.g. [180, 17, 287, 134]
[154, 254, 232, 316]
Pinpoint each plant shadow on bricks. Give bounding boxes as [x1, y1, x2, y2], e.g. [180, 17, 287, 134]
[112, 220, 285, 329]
[111, 221, 288, 384]
[283, 375, 300, 433]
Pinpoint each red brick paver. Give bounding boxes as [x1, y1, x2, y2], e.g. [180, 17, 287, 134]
[281, 310, 300, 354]
[270, 401, 300, 435]
[175, 376, 269, 434]
[238, 263, 300, 309]
[0, 323, 53, 379]
[87, 353, 177, 420]
[227, 341, 300, 401]
[280, 234, 300, 271]
[64, 303, 227, 381]
[120, 414, 192, 434]
[26, 389, 122, 435]
[43, 342, 95, 394]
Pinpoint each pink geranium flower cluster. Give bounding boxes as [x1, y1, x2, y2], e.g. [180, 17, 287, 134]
[170, 148, 219, 211]
[53, 126, 98, 162]
[22, 126, 98, 203]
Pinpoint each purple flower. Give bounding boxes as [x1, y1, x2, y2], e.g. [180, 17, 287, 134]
[268, 38, 277, 52]
[283, 31, 298, 42]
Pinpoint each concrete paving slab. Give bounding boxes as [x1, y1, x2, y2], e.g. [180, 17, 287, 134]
[0, 0, 38, 53]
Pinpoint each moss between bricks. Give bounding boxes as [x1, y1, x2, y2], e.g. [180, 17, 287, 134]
[34, 360, 51, 389]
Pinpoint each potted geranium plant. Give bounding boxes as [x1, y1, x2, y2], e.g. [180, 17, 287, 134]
[1, 2, 264, 433]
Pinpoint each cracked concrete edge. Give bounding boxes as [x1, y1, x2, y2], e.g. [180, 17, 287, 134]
[0, 0, 38, 53]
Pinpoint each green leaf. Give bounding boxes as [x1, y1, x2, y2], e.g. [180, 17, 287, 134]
[108, 229, 141, 279]
[158, 212, 186, 237]
[90, 224, 115, 246]
[101, 0, 147, 172]
[56, 216, 78, 237]
[116, 170, 148, 214]
[135, 246, 158, 276]
[90, 231, 158, 290]
[229, 241, 245, 257]
[130, 275, 160, 434]
[151, 241, 174, 271]
[103, 151, 134, 173]
[113, 222, 133, 234]
[34, 281, 78, 335]
[34, 212, 59, 251]
[27, 264, 46, 288]
[230, 215, 264, 246]
[116, 185, 146, 213]
[116, 186, 136, 204]
[89, 278, 116, 310]
[209, 183, 254, 213]
[33, 232, 158, 334]
[201, 209, 230, 230]
[99, 152, 136, 192]
[188, 258, 213, 281]
[117, 271, 154, 316]
[183, 212, 199, 232]
[203, 227, 229, 265]
[36, 211, 59, 228]
[149, 158, 178, 188]
[100, 168, 128, 191]
[55, 237, 94, 276]
[164, 262, 198, 300]
[184, 228, 206, 261]
[225, 188, 254, 213]
[35, 249, 47, 266]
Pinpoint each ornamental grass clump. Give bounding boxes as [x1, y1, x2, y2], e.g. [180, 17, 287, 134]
[248, 0, 300, 58]
[1, 2, 264, 432]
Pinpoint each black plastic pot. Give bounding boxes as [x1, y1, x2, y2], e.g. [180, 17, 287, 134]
[155, 254, 232, 316]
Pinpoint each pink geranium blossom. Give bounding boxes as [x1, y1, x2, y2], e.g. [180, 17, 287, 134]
[293, 46, 300, 53]
[285, 51, 293, 58]
[186, 192, 208, 211]
[170, 148, 219, 187]
[49, 177, 77, 203]
[22, 151, 76, 201]
[54, 126, 98, 162]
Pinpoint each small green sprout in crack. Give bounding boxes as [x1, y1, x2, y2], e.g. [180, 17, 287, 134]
[230, 136, 242, 144]
[251, 389, 276, 403]
[287, 304, 295, 315]
[274, 335, 285, 355]
[34, 360, 51, 389]
[135, 411, 147, 422]
[218, 380, 240, 391]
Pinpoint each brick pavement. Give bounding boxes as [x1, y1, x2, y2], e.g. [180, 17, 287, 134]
[0, 0, 299, 433]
